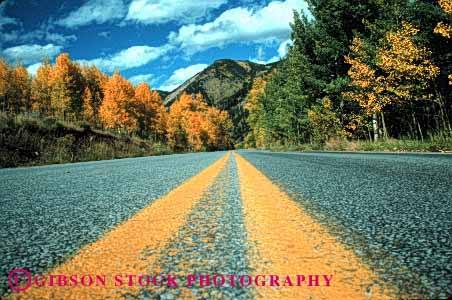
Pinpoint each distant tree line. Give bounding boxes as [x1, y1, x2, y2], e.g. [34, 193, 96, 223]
[0, 53, 232, 152]
[245, 0, 452, 147]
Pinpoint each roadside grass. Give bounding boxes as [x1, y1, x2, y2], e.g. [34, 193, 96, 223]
[0, 113, 172, 168]
[254, 136, 452, 153]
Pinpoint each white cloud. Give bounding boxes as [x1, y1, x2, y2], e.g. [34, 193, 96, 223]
[126, 0, 226, 25]
[0, 5, 76, 47]
[0, 2, 19, 48]
[57, 0, 126, 28]
[19, 29, 77, 45]
[0, 2, 17, 28]
[0, 31, 19, 44]
[78, 45, 173, 72]
[277, 39, 293, 57]
[168, 0, 307, 54]
[251, 39, 293, 64]
[158, 64, 208, 91]
[129, 73, 158, 86]
[251, 56, 279, 65]
[256, 46, 265, 61]
[27, 62, 42, 76]
[1, 28, 76, 46]
[98, 31, 111, 39]
[2, 44, 62, 65]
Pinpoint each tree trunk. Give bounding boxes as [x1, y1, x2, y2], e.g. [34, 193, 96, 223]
[372, 112, 379, 142]
[381, 111, 389, 141]
[435, 87, 451, 133]
[407, 119, 414, 139]
[412, 112, 424, 142]
[440, 99, 451, 133]
[417, 118, 424, 143]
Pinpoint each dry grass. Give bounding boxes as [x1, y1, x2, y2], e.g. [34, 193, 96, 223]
[260, 136, 452, 153]
[0, 113, 172, 168]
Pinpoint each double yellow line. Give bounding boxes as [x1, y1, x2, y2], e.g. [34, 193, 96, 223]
[11, 154, 229, 300]
[10, 152, 396, 300]
[235, 153, 395, 300]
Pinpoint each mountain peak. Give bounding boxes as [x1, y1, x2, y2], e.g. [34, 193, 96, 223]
[163, 59, 277, 142]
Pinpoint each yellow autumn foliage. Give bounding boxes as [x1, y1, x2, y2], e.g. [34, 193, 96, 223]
[132, 83, 167, 139]
[434, 22, 452, 38]
[344, 37, 392, 115]
[345, 22, 440, 115]
[439, 0, 452, 14]
[99, 71, 136, 133]
[167, 92, 231, 151]
[435, 0, 452, 85]
[244, 76, 269, 148]
[308, 97, 343, 142]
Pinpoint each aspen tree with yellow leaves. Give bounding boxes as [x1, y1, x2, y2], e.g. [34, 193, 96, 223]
[81, 65, 108, 125]
[167, 92, 232, 151]
[308, 97, 343, 143]
[244, 76, 268, 148]
[435, 0, 452, 39]
[49, 54, 71, 118]
[185, 111, 207, 151]
[99, 71, 136, 134]
[0, 60, 31, 113]
[31, 60, 53, 116]
[82, 87, 94, 123]
[132, 82, 167, 140]
[0, 59, 9, 112]
[49, 53, 85, 120]
[345, 22, 440, 141]
[435, 0, 452, 87]
[167, 92, 208, 151]
[11, 66, 31, 113]
[377, 22, 440, 140]
[167, 93, 197, 150]
[377, 22, 439, 103]
[204, 107, 232, 150]
[344, 37, 390, 141]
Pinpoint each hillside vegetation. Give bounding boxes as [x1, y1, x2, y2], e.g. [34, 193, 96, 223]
[0, 113, 171, 168]
[0, 54, 233, 167]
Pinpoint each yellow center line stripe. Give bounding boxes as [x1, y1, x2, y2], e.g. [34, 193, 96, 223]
[234, 152, 395, 300]
[142, 159, 230, 300]
[11, 152, 230, 300]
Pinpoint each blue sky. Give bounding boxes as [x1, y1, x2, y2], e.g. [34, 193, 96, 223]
[0, 0, 308, 91]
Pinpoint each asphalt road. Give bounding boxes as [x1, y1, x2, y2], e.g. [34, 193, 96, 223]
[0, 151, 451, 299]
[239, 150, 452, 298]
[0, 152, 225, 296]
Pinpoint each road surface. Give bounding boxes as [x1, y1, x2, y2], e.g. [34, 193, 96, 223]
[0, 151, 451, 299]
